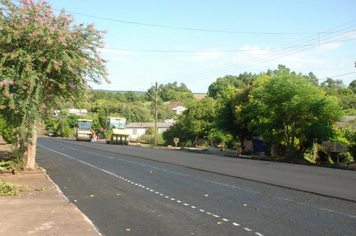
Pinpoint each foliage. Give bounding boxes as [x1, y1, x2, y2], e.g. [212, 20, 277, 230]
[348, 80, 356, 94]
[213, 85, 240, 148]
[63, 125, 71, 138]
[233, 84, 259, 150]
[250, 67, 343, 159]
[208, 75, 242, 99]
[124, 91, 139, 102]
[163, 97, 216, 146]
[303, 143, 318, 163]
[137, 133, 163, 144]
[0, 115, 15, 143]
[146, 82, 195, 102]
[65, 114, 79, 128]
[91, 118, 101, 132]
[339, 119, 356, 160]
[0, 0, 109, 167]
[3, 148, 25, 170]
[0, 178, 29, 196]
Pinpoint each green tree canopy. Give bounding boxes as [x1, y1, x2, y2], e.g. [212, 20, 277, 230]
[146, 82, 195, 102]
[0, 0, 109, 169]
[251, 71, 343, 158]
[348, 80, 356, 94]
[163, 97, 216, 146]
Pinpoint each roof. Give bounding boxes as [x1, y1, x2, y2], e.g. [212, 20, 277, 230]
[126, 122, 174, 129]
[167, 101, 184, 109]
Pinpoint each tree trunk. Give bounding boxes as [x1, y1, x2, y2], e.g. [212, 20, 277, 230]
[25, 129, 37, 170]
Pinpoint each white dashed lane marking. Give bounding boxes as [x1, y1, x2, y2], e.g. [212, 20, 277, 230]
[39, 144, 265, 236]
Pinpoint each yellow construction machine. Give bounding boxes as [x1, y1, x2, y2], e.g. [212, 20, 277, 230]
[75, 119, 93, 141]
[105, 117, 130, 145]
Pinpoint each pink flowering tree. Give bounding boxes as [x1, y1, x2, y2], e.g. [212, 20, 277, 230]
[0, 0, 109, 169]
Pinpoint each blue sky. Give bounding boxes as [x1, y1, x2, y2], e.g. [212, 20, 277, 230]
[50, 0, 356, 93]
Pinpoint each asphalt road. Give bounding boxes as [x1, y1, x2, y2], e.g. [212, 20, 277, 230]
[36, 137, 356, 236]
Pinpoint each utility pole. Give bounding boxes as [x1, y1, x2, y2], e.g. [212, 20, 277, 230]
[154, 81, 158, 148]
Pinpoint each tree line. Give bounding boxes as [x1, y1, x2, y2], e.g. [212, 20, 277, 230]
[163, 65, 356, 164]
[1, 1, 355, 170]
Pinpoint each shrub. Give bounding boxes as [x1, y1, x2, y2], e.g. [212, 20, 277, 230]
[0, 117, 15, 144]
[63, 125, 71, 138]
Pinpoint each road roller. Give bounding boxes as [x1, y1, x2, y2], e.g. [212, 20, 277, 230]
[105, 117, 130, 145]
[75, 119, 93, 141]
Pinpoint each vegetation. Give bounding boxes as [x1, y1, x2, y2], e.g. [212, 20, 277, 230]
[0, 178, 29, 196]
[0, 0, 109, 169]
[0, 1, 354, 167]
[163, 65, 356, 163]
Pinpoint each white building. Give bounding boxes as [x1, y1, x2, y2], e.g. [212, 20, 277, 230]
[171, 106, 186, 115]
[126, 122, 173, 140]
[68, 108, 88, 116]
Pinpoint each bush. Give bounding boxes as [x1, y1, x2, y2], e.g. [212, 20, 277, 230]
[137, 133, 164, 144]
[339, 152, 354, 163]
[63, 125, 71, 138]
[0, 117, 15, 144]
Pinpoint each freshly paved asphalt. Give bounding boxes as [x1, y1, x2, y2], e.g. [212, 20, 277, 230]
[36, 137, 356, 236]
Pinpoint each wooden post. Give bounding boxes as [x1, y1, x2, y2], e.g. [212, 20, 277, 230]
[154, 82, 158, 148]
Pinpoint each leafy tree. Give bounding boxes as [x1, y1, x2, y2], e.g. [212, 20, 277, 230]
[114, 92, 128, 102]
[91, 118, 101, 132]
[320, 78, 346, 89]
[124, 91, 139, 102]
[146, 82, 195, 102]
[337, 88, 356, 110]
[237, 72, 258, 85]
[163, 98, 216, 146]
[348, 80, 356, 94]
[250, 70, 343, 158]
[303, 72, 319, 86]
[208, 76, 242, 99]
[0, 115, 15, 143]
[207, 74, 258, 99]
[125, 103, 151, 123]
[214, 85, 239, 147]
[0, 0, 108, 169]
[65, 114, 79, 128]
[87, 90, 108, 102]
[233, 84, 258, 150]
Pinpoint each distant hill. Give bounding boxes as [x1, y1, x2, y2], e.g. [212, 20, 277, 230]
[94, 89, 207, 98]
[94, 90, 146, 96]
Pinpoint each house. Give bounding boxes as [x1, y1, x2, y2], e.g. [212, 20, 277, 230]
[167, 101, 186, 115]
[172, 106, 186, 115]
[68, 108, 88, 116]
[167, 101, 184, 109]
[126, 122, 174, 140]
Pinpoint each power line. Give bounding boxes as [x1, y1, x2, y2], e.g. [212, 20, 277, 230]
[160, 23, 356, 85]
[54, 8, 352, 35]
[318, 72, 356, 81]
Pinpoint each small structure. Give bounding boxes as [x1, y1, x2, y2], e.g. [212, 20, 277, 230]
[68, 108, 88, 116]
[167, 101, 186, 115]
[322, 141, 347, 164]
[171, 106, 186, 115]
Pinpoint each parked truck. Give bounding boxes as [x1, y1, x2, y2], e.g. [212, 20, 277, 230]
[75, 119, 93, 141]
[105, 117, 130, 145]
